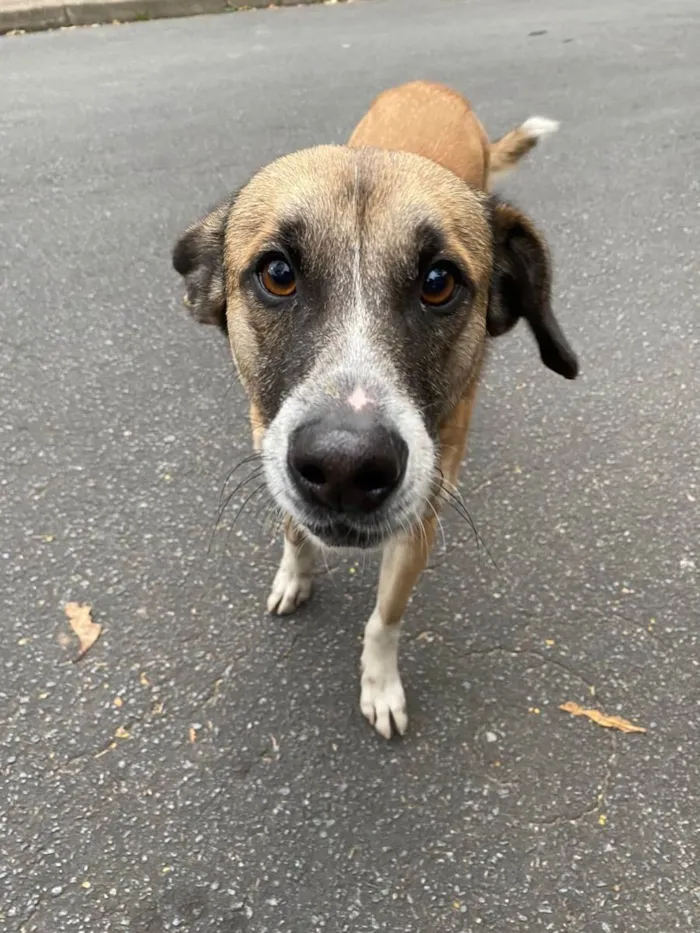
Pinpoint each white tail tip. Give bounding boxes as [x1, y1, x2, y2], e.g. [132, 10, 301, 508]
[520, 116, 560, 139]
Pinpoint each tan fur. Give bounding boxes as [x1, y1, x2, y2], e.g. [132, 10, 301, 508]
[349, 80, 553, 191]
[374, 372, 483, 628]
[349, 81, 492, 188]
[489, 125, 541, 177]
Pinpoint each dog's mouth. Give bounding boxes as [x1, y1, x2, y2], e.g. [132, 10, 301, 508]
[302, 514, 398, 550]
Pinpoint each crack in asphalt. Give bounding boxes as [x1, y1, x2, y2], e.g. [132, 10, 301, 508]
[441, 642, 622, 826]
[530, 732, 618, 828]
[453, 643, 597, 695]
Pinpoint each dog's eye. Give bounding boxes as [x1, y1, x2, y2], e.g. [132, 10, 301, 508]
[421, 262, 459, 308]
[258, 253, 296, 298]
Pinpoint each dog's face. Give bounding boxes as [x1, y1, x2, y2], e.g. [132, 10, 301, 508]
[174, 146, 577, 549]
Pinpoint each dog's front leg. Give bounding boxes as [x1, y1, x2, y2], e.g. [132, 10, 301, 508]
[360, 520, 436, 739]
[360, 385, 480, 739]
[267, 516, 317, 615]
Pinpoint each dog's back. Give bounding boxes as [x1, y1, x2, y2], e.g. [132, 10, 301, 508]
[348, 80, 558, 190]
[348, 81, 490, 187]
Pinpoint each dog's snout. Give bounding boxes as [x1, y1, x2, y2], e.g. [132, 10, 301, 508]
[288, 410, 408, 515]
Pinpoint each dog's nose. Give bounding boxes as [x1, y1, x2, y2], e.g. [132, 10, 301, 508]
[287, 411, 408, 514]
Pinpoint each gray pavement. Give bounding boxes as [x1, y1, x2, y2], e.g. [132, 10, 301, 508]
[1, 0, 699, 930]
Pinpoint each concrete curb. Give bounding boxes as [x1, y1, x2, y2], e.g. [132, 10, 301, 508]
[0, 0, 338, 35]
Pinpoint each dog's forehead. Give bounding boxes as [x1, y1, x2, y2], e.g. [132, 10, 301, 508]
[230, 145, 492, 270]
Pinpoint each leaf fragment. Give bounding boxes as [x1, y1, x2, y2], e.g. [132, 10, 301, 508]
[64, 602, 102, 660]
[560, 701, 646, 734]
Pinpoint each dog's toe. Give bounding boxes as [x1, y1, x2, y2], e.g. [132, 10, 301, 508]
[360, 672, 408, 739]
[267, 567, 313, 615]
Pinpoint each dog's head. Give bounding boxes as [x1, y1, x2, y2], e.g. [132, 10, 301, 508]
[173, 146, 577, 549]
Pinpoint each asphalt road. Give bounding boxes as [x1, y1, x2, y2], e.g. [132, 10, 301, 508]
[1, 0, 699, 930]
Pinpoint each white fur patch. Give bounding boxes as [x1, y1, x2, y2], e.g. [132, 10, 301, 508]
[520, 115, 560, 139]
[360, 609, 407, 738]
[347, 385, 373, 411]
[267, 534, 316, 615]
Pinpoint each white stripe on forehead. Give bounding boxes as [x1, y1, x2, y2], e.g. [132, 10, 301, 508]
[339, 156, 382, 393]
[352, 158, 365, 317]
[305, 153, 400, 403]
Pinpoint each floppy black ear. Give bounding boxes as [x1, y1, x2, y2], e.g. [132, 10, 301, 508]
[172, 197, 235, 333]
[487, 198, 578, 379]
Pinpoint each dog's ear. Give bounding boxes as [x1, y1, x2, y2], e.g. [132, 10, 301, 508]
[487, 198, 578, 379]
[172, 196, 236, 333]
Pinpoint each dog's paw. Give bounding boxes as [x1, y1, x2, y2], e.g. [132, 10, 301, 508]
[267, 565, 313, 615]
[360, 666, 408, 739]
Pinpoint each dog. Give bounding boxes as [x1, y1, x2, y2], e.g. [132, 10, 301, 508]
[172, 80, 578, 739]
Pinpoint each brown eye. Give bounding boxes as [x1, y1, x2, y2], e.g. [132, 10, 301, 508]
[258, 254, 296, 298]
[421, 262, 459, 308]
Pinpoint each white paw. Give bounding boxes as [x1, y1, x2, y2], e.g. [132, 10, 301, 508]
[360, 669, 408, 739]
[360, 610, 407, 739]
[267, 566, 313, 615]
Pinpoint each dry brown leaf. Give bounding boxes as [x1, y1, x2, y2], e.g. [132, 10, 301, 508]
[560, 701, 646, 734]
[65, 602, 102, 661]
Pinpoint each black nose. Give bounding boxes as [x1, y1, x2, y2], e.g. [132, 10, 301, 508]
[287, 411, 408, 514]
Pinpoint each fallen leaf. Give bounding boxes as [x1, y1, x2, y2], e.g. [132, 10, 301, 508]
[560, 702, 647, 734]
[65, 603, 102, 660]
[416, 631, 436, 643]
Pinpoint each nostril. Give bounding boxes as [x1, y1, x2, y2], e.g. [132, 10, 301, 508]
[296, 461, 327, 487]
[353, 463, 397, 494]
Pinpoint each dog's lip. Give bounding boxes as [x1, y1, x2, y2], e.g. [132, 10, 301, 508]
[303, 516, 391, 550]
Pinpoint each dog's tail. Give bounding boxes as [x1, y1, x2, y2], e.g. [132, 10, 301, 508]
[489, 116, 559, 182]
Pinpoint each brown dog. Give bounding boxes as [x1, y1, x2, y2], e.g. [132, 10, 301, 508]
[173, 80, 577, 739]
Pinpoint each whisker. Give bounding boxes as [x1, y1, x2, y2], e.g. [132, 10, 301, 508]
[433, 470, 497, 569]
[439, 491, 497, 569]
[218, 453, 263, 503]
[224, 482, 269, 551]
[424, 496, 446, 558]
[208, 467, 265, 556]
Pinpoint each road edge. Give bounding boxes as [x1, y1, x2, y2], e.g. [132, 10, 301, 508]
[0, 0, 345, 35]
